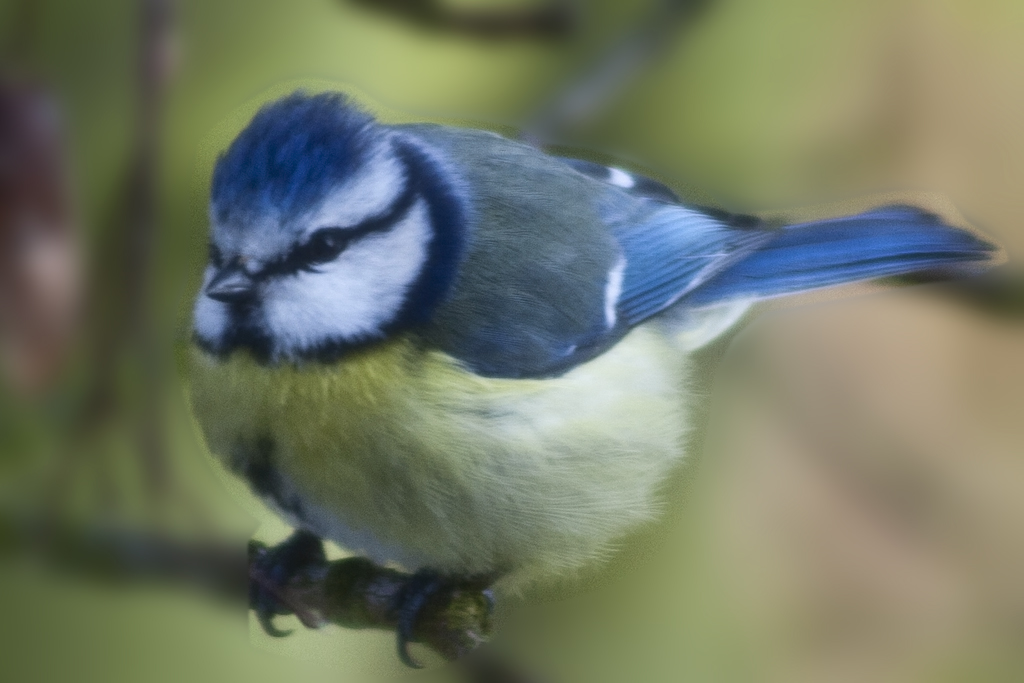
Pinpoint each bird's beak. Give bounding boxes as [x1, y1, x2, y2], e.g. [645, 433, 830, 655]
[205, 265, 256, 303]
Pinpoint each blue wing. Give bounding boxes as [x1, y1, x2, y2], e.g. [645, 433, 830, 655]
[613, 204, 996, 327]
[557, 157, 782, 326]
[684, 206, 996, 307]
[414, 125, 996, 378]
[612, 203, 772, 326]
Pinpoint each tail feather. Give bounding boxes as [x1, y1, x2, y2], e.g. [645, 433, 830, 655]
[685, 206, 997, 307]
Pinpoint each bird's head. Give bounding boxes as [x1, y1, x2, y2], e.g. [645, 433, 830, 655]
[193, 92, 465, 363]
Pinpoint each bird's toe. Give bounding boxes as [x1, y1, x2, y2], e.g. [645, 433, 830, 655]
[248, 530, 327, 637]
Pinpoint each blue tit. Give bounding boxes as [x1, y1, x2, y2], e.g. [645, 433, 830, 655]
[187, 91, 996, 652]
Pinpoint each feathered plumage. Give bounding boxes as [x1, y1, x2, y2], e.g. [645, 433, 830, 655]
[189, 92, 997, 593]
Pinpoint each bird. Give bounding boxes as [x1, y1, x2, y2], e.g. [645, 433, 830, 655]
[186, 91, 997, 665]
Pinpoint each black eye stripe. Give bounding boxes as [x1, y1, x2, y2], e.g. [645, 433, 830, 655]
[258, 166, 420, 278]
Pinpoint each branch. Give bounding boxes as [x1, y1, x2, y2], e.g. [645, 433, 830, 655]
[345, 0, 575, 40]
[0, 508, 513, 677]
[522, 0, 712, 145]
[262, 554, 495, 663]
[0, 509, 244, 600]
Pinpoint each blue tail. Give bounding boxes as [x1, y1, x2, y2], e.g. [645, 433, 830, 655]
[686, 206, 997, 307]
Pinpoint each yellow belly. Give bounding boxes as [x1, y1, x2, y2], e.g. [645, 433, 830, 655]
[187, 326, 689, 588]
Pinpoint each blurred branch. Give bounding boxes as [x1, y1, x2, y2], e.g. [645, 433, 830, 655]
[936, 270, 1024, 319]
[0, 503, 537, 682]
[128, 0, 176, 497]
[338, 0, 712, 146]
[64, 0, 178, 502]
[523, 0, 711, 145]
[0, 508, 244, 600]
[346, 0, 576, 40]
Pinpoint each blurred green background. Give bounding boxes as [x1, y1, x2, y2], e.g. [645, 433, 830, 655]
[0, 0, 1022, 681]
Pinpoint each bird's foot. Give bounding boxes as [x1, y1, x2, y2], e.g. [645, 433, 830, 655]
[249, 539, 496, 665]
[393, 570, 496, 668]
[248, 530, 328, 637]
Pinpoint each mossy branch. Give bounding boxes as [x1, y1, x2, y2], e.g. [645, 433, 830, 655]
[260, 554, 495, 663]
[0, 508, 503, 673]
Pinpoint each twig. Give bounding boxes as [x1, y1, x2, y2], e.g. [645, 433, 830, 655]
[270, 555, 495, 663]
[125, 0, 176, 499]
[48, 0, 179, 516]
[522, 0, 711, 145]
[0, 509, 244, 601]
[345, 0, 576, 40]
[0, 505, 495, 666]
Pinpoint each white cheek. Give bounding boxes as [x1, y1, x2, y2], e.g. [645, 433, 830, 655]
[262, 200, 432, 356]
[301, 150, 405, 233]
[192, 266, 230, 343]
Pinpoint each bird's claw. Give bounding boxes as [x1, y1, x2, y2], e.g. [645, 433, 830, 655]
[395, 570, 445, 668]
[393, 571, 496, 668]
[248, 530, 326, 638]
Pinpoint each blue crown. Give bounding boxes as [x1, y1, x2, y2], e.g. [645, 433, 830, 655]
[210, 92, 376, 224]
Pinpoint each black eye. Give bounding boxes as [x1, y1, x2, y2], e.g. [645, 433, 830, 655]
[302, 228, 350, 266]
[209, 242, 223, 267]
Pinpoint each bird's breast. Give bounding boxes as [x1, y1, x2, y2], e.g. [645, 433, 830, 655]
[187, 327, 691, 588]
